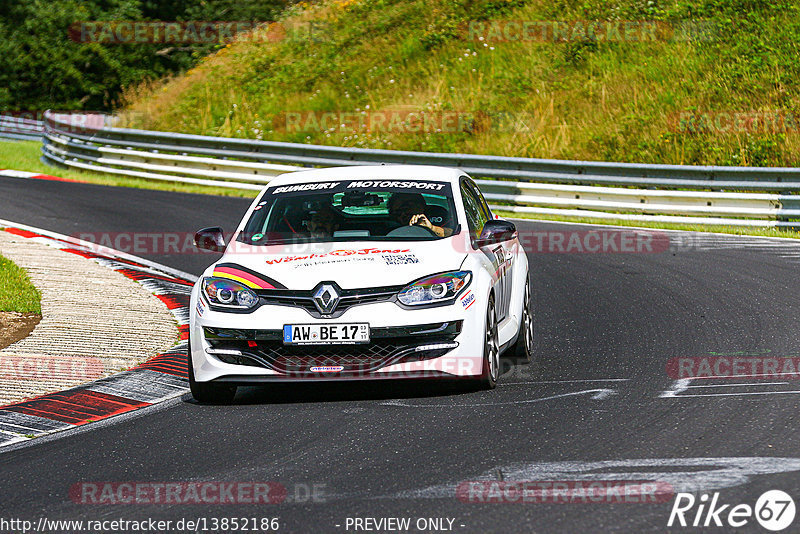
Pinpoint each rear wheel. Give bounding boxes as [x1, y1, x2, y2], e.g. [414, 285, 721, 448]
[188, 336, 237, 404]
[479, 296, 500, 390]
[510, 276, 534, 363]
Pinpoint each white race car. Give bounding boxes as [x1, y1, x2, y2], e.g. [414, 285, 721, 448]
[189, 165, 532, 403]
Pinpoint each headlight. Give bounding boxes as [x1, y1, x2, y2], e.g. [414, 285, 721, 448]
[398, 271, 472, 307]
[202, 277, 260, 310]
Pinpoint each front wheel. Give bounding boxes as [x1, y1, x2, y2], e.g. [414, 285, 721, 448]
[188, 337, 237, 404]
[479, 296, 500, 390]
[510, 276, 534, 363]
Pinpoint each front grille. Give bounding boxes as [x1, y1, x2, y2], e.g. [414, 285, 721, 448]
[255, 284, 403, 318]
[205, 322, 461, 374]
[258, 341, 406, 373]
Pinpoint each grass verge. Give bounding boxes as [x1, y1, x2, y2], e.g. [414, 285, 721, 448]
[0, 253, 41, 314]
[0, 140, 258, 198]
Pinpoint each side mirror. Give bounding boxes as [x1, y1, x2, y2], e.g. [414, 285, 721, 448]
[475, 220, 517, 248]
[194, 227, 227, 252]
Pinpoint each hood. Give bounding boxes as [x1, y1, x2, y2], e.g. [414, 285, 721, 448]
[215, 238, 469, 290]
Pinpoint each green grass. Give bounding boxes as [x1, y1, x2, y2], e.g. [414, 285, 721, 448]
[497, 210, 800, 239]
[0, 253, 41, 314]
[121, 0, 800, 167]
[0, 140, 258, 198]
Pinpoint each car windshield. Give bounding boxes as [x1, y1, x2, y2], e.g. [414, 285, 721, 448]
[239, 178, 459, 245]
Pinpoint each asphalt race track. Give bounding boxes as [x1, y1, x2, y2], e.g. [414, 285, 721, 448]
[3, 176, 800, 532]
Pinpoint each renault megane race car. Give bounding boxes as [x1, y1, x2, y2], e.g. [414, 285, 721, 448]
[189, 165, 532, 402]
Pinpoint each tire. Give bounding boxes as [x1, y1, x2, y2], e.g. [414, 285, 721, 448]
[509, 276, 534, 364]
[188, 336, 237, 404]
[479, 295, 500, 390]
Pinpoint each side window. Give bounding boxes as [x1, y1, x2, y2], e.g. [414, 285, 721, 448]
[470, 182, 493, 222]
[460, 181, 488, 238]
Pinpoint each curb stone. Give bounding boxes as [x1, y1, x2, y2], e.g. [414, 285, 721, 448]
[0, 222, 196, 449]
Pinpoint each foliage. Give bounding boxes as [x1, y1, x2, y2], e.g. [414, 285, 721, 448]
[119, 0, 800, 166]
[0, 0, 289, 111]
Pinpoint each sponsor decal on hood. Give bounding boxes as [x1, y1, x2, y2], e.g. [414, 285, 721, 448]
[265, 248, 411, 266]
[218, 239, 468, 290]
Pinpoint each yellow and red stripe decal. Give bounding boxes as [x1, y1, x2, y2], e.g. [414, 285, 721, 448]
[212, 264, 284, 290]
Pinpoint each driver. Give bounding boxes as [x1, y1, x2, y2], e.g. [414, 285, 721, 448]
[387, 192, 452, 238]
[306, 206, 342, 239]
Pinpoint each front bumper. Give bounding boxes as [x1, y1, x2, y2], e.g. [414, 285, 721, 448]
[190, 297, 485, 383]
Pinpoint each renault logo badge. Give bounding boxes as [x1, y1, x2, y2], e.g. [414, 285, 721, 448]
[312, 283, 340, 314]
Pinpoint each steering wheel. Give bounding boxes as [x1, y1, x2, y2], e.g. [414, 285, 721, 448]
[386, 224, 438, 238]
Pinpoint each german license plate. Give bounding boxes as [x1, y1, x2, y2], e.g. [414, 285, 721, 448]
[283, 323, 369, 345]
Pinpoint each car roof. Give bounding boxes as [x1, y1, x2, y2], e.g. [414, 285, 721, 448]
[267, 165, 466, 188]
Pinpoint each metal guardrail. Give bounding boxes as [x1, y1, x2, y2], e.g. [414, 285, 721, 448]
[0, 116, 43, 141]
[2, 111, 799, 227]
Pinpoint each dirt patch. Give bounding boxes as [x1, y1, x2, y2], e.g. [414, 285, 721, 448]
[0, 312, 41, 350]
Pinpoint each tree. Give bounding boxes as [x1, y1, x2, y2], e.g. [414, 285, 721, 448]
[0, 0, 291, 111]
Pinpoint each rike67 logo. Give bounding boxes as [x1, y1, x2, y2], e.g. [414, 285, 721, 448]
[668, 490, 796, 531]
